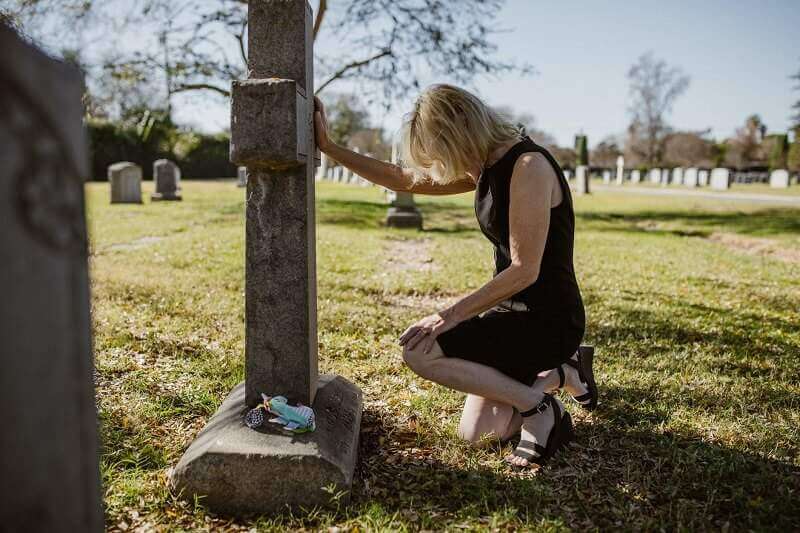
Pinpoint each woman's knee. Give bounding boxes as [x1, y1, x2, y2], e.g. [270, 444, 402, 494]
[401, 341, 443, 375]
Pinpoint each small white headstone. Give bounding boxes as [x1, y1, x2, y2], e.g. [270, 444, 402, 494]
[769, 169, 790, 188]
[602, 169, 611, 184]
[631, 170, 641, 183]
[672, 167, 684, 186]
[237, 166, 247, 187]
[710, 168, 730, 190]
[698, 169, 709, 186]
[649, 168, 661, 184]
[684, 167, 699, 187]
[615, 156, 625, 185]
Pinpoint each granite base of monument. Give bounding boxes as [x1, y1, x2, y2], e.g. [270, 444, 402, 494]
[151, 191, 182, 201]
[171, 374, 362, 515]
[386, 206, 423, 229]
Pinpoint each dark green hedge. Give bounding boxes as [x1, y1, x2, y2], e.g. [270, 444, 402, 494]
[87, 118, 236, 181]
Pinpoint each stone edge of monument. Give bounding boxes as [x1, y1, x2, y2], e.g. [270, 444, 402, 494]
[151, 192, 183, 201]
[171, 374, 362, 516]
[230, 78, 307, 169]
[386, 207, 423, 229]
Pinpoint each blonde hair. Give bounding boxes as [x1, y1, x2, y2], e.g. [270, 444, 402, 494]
[400, 84, 522, 184]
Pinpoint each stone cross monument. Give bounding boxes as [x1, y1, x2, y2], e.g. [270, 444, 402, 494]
[172, 0, 362, 515]
[1, 25, 102, 532]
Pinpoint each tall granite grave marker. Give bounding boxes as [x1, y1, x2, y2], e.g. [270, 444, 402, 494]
[171, 0, 362, 515]
[0, 25, 102, 532]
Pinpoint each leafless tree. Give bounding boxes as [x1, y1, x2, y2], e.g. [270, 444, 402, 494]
[626, 52, 690, 166]
[662, 130, 714, 167]
[4, 0, 530, 118]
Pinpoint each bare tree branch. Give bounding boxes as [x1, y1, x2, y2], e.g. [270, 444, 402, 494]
[316, 48, 392, 94]
[172, 83, 230, 97]
[313, 0, 326, 40]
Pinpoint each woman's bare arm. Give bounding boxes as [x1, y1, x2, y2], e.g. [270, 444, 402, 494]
[314, 97, 475, 196]
[324, 143, 475, 195]
[442, 153, 554, 322]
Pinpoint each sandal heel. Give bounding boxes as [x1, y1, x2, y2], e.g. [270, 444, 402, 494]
[560, 412, 575, 445]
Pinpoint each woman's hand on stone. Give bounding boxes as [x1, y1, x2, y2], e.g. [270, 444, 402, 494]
[399, 312, 458, 353]
[313, 96, 332, 152]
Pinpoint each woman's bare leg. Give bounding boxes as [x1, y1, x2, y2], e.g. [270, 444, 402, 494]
[402, 341, 544, 412]
[457, 395, 520, 444]
[457, 369, 563, 445]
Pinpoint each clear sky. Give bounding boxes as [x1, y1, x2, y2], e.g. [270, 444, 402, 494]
[171, 0, 800, 146]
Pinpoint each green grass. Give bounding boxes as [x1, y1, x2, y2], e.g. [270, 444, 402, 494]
[89, 180, 800, 531]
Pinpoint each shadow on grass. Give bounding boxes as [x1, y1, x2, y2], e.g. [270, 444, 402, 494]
[577, 207, 800, 237]
[353, 397, 800, 530]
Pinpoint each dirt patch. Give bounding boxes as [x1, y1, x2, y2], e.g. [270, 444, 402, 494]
[708, 232, 800, 263]
[383, 237, 439, 273]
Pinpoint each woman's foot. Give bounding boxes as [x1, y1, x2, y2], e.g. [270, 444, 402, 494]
[505, 395, 573, 467]
[561, 345, 598, 410]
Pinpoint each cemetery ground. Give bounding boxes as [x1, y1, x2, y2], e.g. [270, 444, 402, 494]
[88, 180, 799, 532]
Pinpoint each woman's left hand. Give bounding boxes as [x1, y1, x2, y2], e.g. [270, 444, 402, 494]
[399, 311, 459, 353]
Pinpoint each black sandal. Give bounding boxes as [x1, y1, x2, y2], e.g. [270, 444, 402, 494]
[564, 345, 598, 411]
[511, 395, 574, 466]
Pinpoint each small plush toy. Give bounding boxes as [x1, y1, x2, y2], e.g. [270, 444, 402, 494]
[244, 393, 316, 433]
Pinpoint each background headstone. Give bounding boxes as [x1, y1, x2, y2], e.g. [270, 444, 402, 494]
[672, 167, 684, 186]
[769, 169, 789, 188]
[698, 169, 709, 186]
[616, 155, 625, 185]
[385, 141, 423, 228]
[631, 169, 641, 183]
[649, 168, 661, 184]
[0, 25, 102, 532]
[109, 161, 142, 203]
[315, 152, 328, 181]
[173, 0, 362, 514]
[602, 169, 611, 184]
[237, 165, 248, 187]
[151, 158, 182, 201]
[575, 165, 590, 195]
[710, 168, 731, 190]
[684, 167, 699, 187]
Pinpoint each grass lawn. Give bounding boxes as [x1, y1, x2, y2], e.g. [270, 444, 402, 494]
[88, 180, 799, 531]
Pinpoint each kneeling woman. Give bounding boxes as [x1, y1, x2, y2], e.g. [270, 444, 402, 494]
[313, 84, 597, 467]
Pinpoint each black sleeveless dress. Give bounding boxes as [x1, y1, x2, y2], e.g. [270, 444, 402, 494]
[436, 136, 585, 386]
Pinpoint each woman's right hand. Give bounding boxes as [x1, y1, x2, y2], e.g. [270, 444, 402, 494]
[313, 96, 333, 153]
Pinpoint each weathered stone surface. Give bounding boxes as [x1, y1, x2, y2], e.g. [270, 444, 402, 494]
[248, 0, 312, 88]
[171, 375, 362, 515]
[230, 79, 308, 169]
[152, 158, 182, 201]
[770, 169, 789, 188]
[0, 24, 102, 532]
[246, 166, 318, 406]
[710, 168, 730, 190]
[109, 161, 142, 203]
